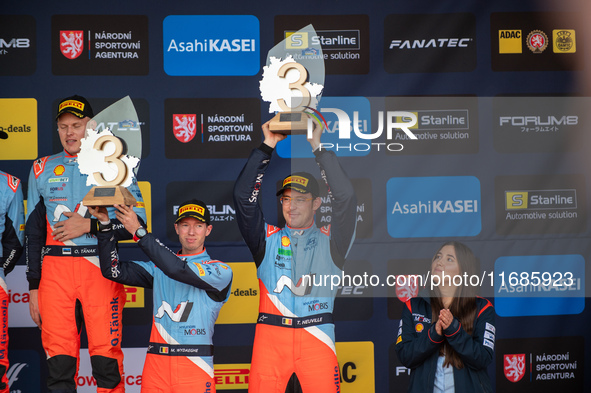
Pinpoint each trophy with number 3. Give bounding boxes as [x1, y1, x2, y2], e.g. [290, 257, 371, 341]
[260, 24, 325, 134]
[79, 96, 141, 206]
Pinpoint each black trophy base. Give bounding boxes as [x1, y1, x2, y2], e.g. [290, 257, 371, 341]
[269, 112, 310, 135]
[82, 186, 137, 207]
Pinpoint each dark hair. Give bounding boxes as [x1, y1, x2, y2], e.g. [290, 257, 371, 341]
[430, 241, 479, 369]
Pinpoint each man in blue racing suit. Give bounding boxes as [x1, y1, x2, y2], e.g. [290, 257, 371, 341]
[91, 199, 232, 392]
[0, 170, 25, 393]
[233, 121, 357, 392]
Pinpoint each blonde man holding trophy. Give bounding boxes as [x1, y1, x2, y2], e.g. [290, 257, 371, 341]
[25, 95, 146, 393]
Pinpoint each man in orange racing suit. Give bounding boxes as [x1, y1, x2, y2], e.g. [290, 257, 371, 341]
[233, 121, 357, 392]
[25, 95, 146, 393]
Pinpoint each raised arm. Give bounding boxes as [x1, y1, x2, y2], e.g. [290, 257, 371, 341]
[233, 146, 273, 266]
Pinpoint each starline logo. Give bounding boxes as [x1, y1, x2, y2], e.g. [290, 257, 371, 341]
[308, 108, 418, 152]
[286, 30, 360, 50]
[505, 189, 577, 210]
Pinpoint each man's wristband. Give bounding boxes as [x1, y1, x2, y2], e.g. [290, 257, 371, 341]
[98, 220, 112, 232]
[90, 218, 99, 235]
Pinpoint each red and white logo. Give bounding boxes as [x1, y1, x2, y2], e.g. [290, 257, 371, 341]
[504, 353, 525, 382]
[60, 30, 84, 59]
[527, 30, 548, 53]
[395, 275, 419, 302]
[7, 174, 20, 193]
[173, 114, 197, 143]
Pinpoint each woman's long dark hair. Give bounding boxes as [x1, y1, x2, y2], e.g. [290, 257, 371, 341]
[430, 241, 479, 369]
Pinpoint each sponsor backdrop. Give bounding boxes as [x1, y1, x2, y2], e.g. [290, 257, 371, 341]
[1, 0, 591, 392]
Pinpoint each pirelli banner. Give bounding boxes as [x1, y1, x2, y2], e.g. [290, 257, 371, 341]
[2, 4, 591, 393]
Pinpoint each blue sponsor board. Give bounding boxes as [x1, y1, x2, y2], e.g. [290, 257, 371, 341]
[163, 15, 259, 76]
[495, 255, 585, 317]
[387, 176, 481, 238]
[276, 96, 371, 158]
[7, 350, 41, 392]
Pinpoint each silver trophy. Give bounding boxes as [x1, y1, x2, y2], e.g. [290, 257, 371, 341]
[80, 96, 142, 206]
[260, 24, 325, 134]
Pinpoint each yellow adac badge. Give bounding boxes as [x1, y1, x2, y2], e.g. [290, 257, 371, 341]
[498, 29, 522, 54]
[336, 342, 375, 392]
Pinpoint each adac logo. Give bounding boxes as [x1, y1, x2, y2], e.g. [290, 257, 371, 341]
[173, 114, 197, 143]
[59, 30, 84, 59]
[504, 353, 526, 382]
[554, 29, 576, 53]
[395, 275, 419, 302]
[527, 30, 548, 53]
[54, 165, 65, 176]
[498, 30, 522, 54]
[415, 323, 424, 333]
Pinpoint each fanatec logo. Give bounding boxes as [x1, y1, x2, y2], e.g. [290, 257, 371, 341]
[389, 37, 472, 49]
